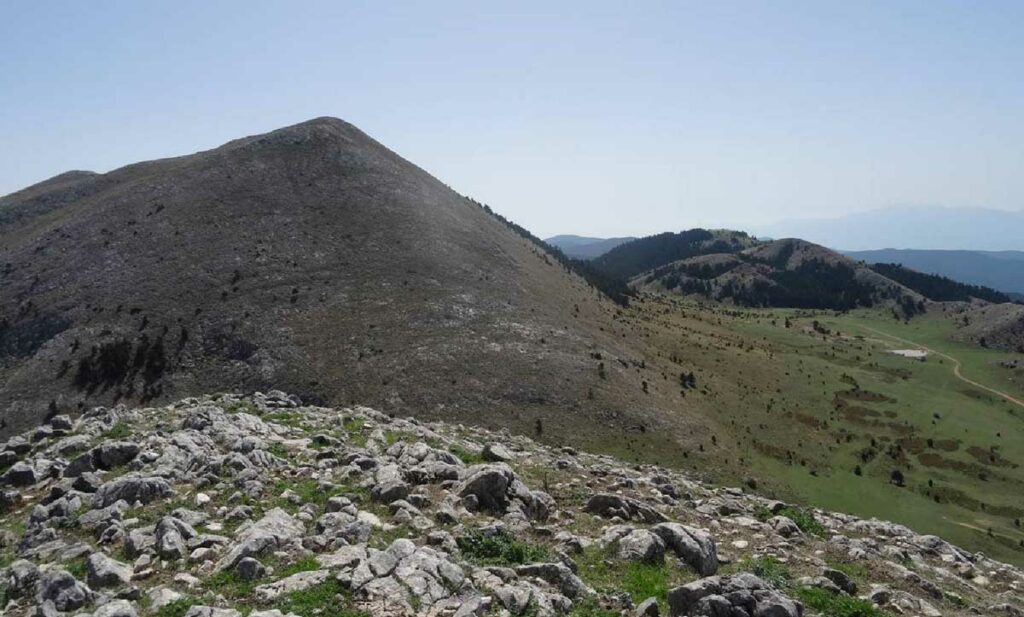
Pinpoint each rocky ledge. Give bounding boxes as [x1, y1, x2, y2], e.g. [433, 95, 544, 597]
[1, 392, 1022, 617]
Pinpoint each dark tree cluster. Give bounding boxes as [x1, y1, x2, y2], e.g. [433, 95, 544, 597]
[870, 263, 1011, 303]
[727, 259, 879, 311]
[73, 334, 169, 396]
[593, 229, 744, 279]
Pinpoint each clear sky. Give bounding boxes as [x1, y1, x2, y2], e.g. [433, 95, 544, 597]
[2, 1, 1022, 238]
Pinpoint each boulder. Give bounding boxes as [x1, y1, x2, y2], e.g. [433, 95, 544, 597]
[94, 441, 141, 469]
[95, 475, 173, 508]
[515, 562, 591, 598]
[148, 586, 185, 610]
[822, 567, 857, 595]
[635, 597, 660, 617]
[183, 608, 243, 617]
[155, 516, 197, 560]
[236, 556, 267, 580]
[86, 552, 133, 588]
[2, 461, 38, 487]
[651, 523, 719, 576]
[768, 516, 802, 538]
[254, 569, 330, 602]
[37, 568, 96, 612]
[215, 508, 305, 572]
[6, 559, 40, 598]
[457, 464, 515, 513]
[94, 599, 139, 617]
[617, 529, 666, 563]
[584, 493, 667, 523]
[482, 443, 514, 462]
[668, 573, 801, 617]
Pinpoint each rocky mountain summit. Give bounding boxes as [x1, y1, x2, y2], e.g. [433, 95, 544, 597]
[1, 393, 1021, 617]
[0, 117, 666, 445]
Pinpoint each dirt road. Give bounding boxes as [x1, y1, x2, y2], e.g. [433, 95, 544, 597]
[859, 324, 1024, 410]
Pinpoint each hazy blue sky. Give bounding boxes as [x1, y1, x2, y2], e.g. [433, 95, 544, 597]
[2, 1, 1022, 238]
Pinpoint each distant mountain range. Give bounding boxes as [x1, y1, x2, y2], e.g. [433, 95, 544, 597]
[753, 206, 1024, 251]
[545, 234, 635, 259]
[844, 249, 1024, 295]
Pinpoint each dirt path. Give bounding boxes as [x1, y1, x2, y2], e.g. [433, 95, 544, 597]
[858, 324, 1024, 410]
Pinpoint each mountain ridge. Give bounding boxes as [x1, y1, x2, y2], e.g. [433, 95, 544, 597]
[0, 117, 692, 447]
[544, 235, 636, 259]
[844, 249, 1024, 295]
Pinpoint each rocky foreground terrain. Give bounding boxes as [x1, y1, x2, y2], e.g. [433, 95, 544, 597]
[1, 393, 1022, 617]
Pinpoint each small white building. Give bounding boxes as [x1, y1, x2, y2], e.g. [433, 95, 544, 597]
[889, 349, 928, 361]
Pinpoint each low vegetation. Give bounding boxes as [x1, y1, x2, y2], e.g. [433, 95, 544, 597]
[794, 587, 885, 617]
[456, 529, 549, 565]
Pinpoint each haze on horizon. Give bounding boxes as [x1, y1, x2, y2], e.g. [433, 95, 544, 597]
[2, 1, 1022, 241]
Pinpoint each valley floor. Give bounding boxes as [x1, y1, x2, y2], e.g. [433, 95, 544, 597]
[616, 297, 1024, 566]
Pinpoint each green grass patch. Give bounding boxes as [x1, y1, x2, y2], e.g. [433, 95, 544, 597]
[224, 401, 259, 415]
[266, 442, 290, 458]
[271, 478, 345, 510]
[65, 557, 89, 580]
[739, 556, 791, 588]
[794, 587, 885, 617]
[277, 556, 321, 578]
[456, 529, 548, 566]
[827, 560, 870, 582]
[622, 561, 671, 603]
[206, 567, 259, 599]
[574, 544, 694, 612]
[448, 445, 486, 465]
[273, 579, 367, 617]
[343, 418, 368, 447]
[368, 524, 416, 550]
[777, 507, 826, 537]
[102, 422, 132, 441]
[568, 597, 621, 617]
[154, 598, 196, 617]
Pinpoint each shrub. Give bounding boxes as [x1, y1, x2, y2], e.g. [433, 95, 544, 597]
[448, 445, 485, 465]
[777, 507, 826, 536]
[622, 562, 670, 604]
[206, 568, 258, 599]
[740, 556, 791, 588]
[457, 529, 548, 565]
[794, 587, 884, 617]
[102, 422, 132, 441]
[827, 560, 869, 582]
[155, 598, 195, 617]
[569, 597, 621, 617]
[65, 558, 88, 580]
[274, 580, 367, 617]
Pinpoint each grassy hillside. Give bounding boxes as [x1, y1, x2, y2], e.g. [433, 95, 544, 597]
[610, 295, 1024, 565]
